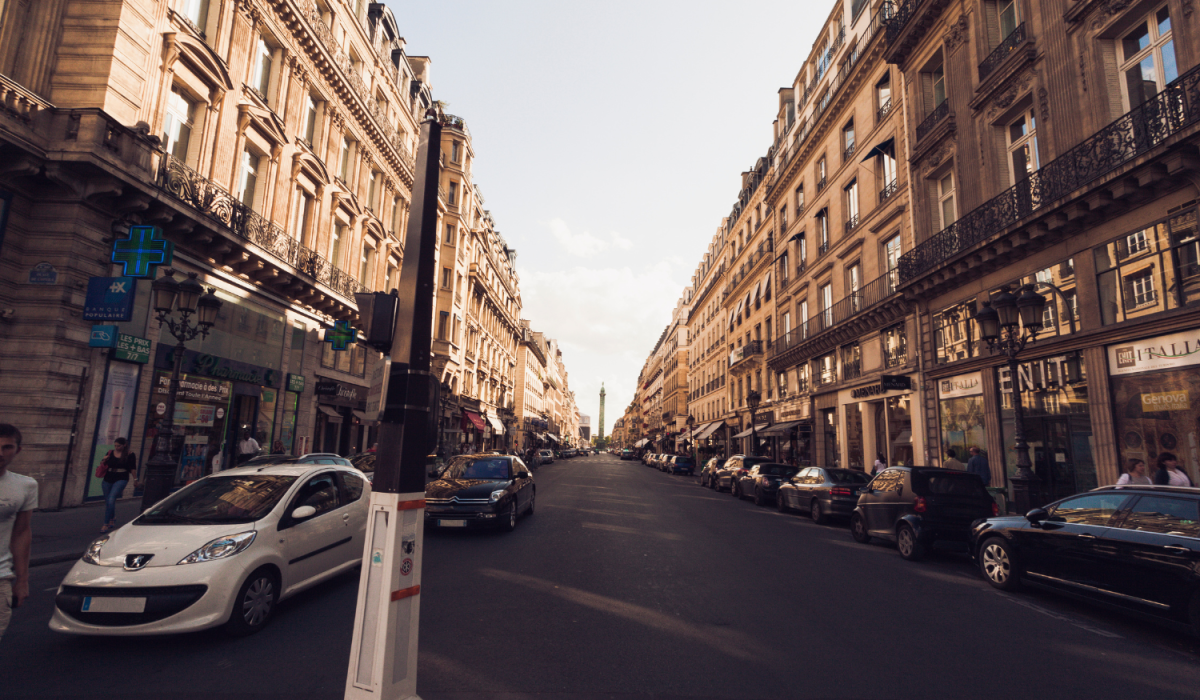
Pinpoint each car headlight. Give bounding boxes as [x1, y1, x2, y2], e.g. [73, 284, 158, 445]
[82, 535, 109, 565]
[490, 488, 507, 503]
[177, 531, 257, 565]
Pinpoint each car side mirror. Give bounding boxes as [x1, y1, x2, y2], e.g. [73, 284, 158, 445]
[1025, 508, 1049, 524]
[514, 472, 528, 479]
[291, 505, 317, 520]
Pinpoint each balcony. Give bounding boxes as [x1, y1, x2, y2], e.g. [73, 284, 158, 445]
[844, 214, 860, 234]
[729, 340, 765, 368]
[916, 100, 949, 142]
[816, 177, 827, 193]
[877, 96, 893, 123]
[879, 179, 898, 203]
[771, 269, 899, 359]
[843, 143, 856, 162]
[818, 240, 829, 256]
[979, 23, 1026, 81]
[900, 64, 1200, 287]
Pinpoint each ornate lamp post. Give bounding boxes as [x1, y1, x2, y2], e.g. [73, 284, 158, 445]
[438, 379, 452, 458]
[499, 405, 515, 453]
[685, 414, 696, 463]
[141, 269, 222, 510]
[746, 389, 762, 456]
[972, 284, 1048, 515]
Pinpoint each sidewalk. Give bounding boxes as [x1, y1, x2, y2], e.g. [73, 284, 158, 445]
[30, 498, 145, 567]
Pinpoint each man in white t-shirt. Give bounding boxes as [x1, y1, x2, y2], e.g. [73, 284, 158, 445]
[238, 432, 260, 465]
[0, 423, 38, 643]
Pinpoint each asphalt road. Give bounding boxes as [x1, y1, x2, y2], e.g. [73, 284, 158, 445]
[4, 453, 1200, 700]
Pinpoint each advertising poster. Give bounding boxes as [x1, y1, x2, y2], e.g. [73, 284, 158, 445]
[144, 370, 232, 486]
[85, 361, 142, 500]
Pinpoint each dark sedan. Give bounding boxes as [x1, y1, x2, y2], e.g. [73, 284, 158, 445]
[778, 467, 872, 523]
[732, 463, 799, 506]
[424, 454, 535, 531]
[714, 455, 772, 493]
[971, 485, 1200, 636]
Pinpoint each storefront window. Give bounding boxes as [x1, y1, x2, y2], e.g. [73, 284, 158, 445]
[934, 299, 979, 364]
[1096, 210, 1200, 324]
[144, 371, 233, 483]
[281, 391, 298, 454]
[352, 345, 366, 377]
[887, 395, 913, 466]
[321, 342, 353, 373]
[258, 388, 277, 450]
[991, 258, 1077, 339]
[182, 291, 287, 370]
[821, 408, 839, 467]
[937, 372, 986, 465]
[883, 323, 907, 368]
[841, 342, 862, 380]
[814, 354, 836, 386]
[999, 355, 1095, 502]
[846, 403, 864, 470]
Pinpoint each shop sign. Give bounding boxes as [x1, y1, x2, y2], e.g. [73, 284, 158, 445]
[999, 356, 1081, 393]
[83, 277, 137, 321]
[286, 373, 305, 393]
[154, 371, 232, 403]
[315, 377, 367, 406]
[27, 262, 58, 285]
[114, 334, 150, 364]
[111, 225, 173, 278]
[89, 325, 118, 348]
[938, 372, 983, 399]
[156, 346, 279, 388]
[1141, 390, 1189, 412]
[1109, 329, 1200, 376]
[851, 375, 912, 399]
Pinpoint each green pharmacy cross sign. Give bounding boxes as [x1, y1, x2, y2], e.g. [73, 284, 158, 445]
[111, 225, 175, 278]
[323, 320, 358, 351]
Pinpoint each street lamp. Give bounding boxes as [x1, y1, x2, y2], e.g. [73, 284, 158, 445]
[746, 389, 762, 456]
[141, 269, 222, 510]
[438, 380, 452, 458]
[685, 414, 696, 464]
[972, 284, 1048, 515]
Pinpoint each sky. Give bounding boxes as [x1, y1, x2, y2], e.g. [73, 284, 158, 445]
[394, 0, 825, 434]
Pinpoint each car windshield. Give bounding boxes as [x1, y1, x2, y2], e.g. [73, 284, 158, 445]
[742, 457, 772, 468]
[914, 471, 989, 497]
[759, 465, 797, 477]
[830, 470, 872, 485]
[139, 475, 298, 524]
[441, 457, 511, 480]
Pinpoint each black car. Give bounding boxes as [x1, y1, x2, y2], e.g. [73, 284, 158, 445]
[424, 454, 535, 531]
[620, 449, 634, 460]
[971, 485, 1200, 636]
[732, 463, 799, 506]
[669, 456, 696, 476]
[851, 467, 996, 560]
[714, 455, 772, 493]
[778, 467, 873, 523]
[698, 457, 725, 488]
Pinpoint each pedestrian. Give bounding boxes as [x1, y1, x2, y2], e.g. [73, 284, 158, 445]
[1153, 452, 1193, 486]
[0, 424, 37, 643]
[943, 447, 965, 470]
[272, 439, 285, 454]
[98, 437, 137, 533]
[967, 447, 992, 486]
[238, 431, 260, 465]
[873, 452, 887, 474]
[1117, 458, 1152, 485]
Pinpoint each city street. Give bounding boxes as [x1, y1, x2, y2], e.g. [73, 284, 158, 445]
[5, 452, 1200, 699]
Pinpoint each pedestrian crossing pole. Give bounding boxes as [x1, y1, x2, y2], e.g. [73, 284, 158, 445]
[344, 110, 443, 700]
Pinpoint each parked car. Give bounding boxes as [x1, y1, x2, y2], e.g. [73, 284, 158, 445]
[778, 467, 873, 523]
[424, 454, 535, 531]
[242, 453, 353, 467]
[538, 449, 555, 465]
[620, 449, 634, 460]
[970, 484, 1200, 636]
[851, 467, 996, 560]
[669, 456, 696, 476]
[698, 457, 726, 488]
[714, 455, 773, 493]
[732, 463, 799, 505]
[51, 463, 370, 637]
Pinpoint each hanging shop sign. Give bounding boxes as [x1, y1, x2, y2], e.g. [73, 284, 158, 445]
[83, 277, 137, 321]
[27, 262, 58, 285]
[850, 375, 912, 399]
[114, 334, 150, 364]
[937, 371, 984, 399]
[1109, 329, 1200, 376]
[111, 225, 174, 278]
[314, 377, 368, 406]
[287, 373, 306, 393]
[323, 320, 358, 351]
[155, 346, 279, 388]
[89, 325, 118, 348]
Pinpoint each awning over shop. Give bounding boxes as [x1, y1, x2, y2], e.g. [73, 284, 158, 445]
[696, 421, 723, 440]
[546, 434, 559, 444]
[351, 410, 378, 425]
[860, 136, 896, 162]
[634, 438, 649, 448]
[486, 414, 506, 433]
[893, 430, 912, 444]
[317, 405, 343, 423]
[731, 424, 769, 439]
[758, 420, 802, 436]
[462, 411, 486, 431]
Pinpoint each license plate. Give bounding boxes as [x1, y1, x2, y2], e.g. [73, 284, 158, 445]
[439, 519, 467, 527]
[82, 596, 146, 613]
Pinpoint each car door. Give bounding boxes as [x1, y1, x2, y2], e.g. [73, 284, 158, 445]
[280, 471, 355, 591]
[810, 469, 831, 505]
[336, 470, 369, 568]
[863, 470, 902, 535]
[1018, 492, 1130, 587]
[1103, 494, 1200, 617]
[786, 468, 813, 508]
[512, 459, 533, 510]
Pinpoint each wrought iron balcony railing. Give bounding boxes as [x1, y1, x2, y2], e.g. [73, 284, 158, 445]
[916, 99, 949, 142]
[845, 214, 860, 234]
[818, 240, 830, 256]
[899, 64, 1200, 284]
[979, 23, 1026, 81]
[158, 155, 367, 300]
[816, 177, 827, 192]
[877, 96, 893, 123]
[729, 340, 766, 368]
[772, 269, 899, 358]
[843, 143, 856, 161]
[879, 179, 898, 202]
[885, 0, 916, 44]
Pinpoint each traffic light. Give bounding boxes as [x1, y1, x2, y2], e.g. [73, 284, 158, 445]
[354, 291, 400, 354]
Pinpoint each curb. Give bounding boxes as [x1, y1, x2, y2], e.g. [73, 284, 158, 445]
[31, 552, 84, 568]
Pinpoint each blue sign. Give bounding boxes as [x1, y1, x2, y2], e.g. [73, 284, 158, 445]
[111, 225, 174, 278]
[83, 277, 138, 321]
[27, 262, 58, 285]
[89, 325, 118, 348]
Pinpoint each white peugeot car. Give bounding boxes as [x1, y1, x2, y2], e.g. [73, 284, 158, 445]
[50, 463, 369, 636]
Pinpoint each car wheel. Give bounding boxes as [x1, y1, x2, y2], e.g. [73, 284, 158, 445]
[526, 489, 535, 516]
[225, 567, 279, 637]
[731, 481, 740, 499]
[754, 488, 765, 507]
[777, 491, 789, 513]
[709, 476, 717, 491]
[501, 501, 518, 532]
[979, 537, 1020, 590]
[897, 524, 925, 561]
[851, 514, 871, 544]
[810, 498, 826, 525]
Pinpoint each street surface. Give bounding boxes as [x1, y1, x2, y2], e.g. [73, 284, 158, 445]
[5, 453, 1200, 699]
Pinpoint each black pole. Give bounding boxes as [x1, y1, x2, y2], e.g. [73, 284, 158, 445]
[53, 367, 89, 511]
[371, 114, 443, 495]
[141, 338, 186, 510]
[1007, 352, 1038, 514]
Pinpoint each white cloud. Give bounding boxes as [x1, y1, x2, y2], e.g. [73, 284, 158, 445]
[546, 218, 637, 257]
[610, 231, 634, 250]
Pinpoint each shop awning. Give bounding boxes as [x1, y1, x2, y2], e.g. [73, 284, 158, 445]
[893, 430, 912, 445]
[462, 410, 486, 431]
[861, 136, 895, 162]
[486, 414, 506, 433]
[731, 423, 769, 439]
[546, 434, 559, 444]
[696, 421, 723, 440]
[751, 280, 762, 303]
[634, 438, 648, 448]
[351, 410, 378, 425]
[758, 420, 802, 436]
[317, 405, 343, 423]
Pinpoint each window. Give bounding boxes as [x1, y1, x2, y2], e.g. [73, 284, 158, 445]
[1049, 493, 1128, 526]
[883, 323, 907, 368]
[253, 36, 273, 98]
[934, 299, 980, 364]
[444, 224, 455, 245]
[799, 299, 809, 338]
[442, 267, 452, 289]
[815, 353, 836, 385]
[819, 283, 832, 326]
[448, 181, 459, 205]
[843, 120, 855, 159]
[237, 149, 259, 207]
[368, 170, 379, 211]
[451, 140, 461, 162]
[936, 171, 956, 230]
[179, 0, 210, 30]
[1007, 108, 1039, 182]
[303, 94, 319, 145]
[1119, 6, 1177, 110]
[779, 252, 789, 283]
[438, 311, 449, 340]
[817, 210, 829, 254]
[330, 223, 345, 269]
[1096, 211, 1200, 323]
[779, 205, 788, 232]
[846, 263, 861, 312]
[845, 180, 859, 230]
[999, 0, 1019, 40]
[292, 473, 340, 518]
[291, 191, 312, 241]
[1119, 496, 1200, 537]
[795, 185, 805, 213]
[817, 158, 827, 189]
[841, 342, 862, 380]
[797, 233, 807, 270]
[360, 242, 375, 285]
[884, 234, 902, 292]
[931, 62, 946, 108]
[162, 87, 196, 161]
[777, 371, 788, 398]
[391, 196, 402, 234]
[386, 257, 399, 292]
[339, 137, 352, 181]
[876, 74, 892, 120]
[782, 310, 791, 342]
